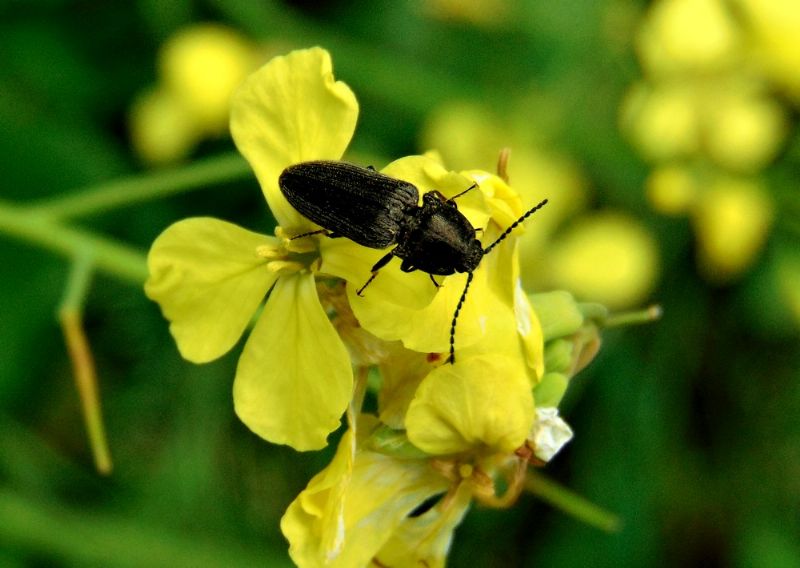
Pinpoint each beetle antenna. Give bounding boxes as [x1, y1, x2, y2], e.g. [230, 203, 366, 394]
[290, 228, 331, 240]
[449, 182, 479, 202]
[447, 271, 474, 365]
[483, 198, 548, 255]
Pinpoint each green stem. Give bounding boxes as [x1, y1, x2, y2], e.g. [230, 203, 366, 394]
[60, 250, 95, 310]
[59, 254, 113, 475]
[602, 304, 663, 328]
[525, 470, 621, 532]
[30, 153, 250, 220]
[0, 200, 147, 284]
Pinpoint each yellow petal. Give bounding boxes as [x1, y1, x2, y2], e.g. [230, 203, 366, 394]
[281, 435, 450, 568]
[515, 281, 545, 381]
[319, 237, 436, 310]
[233, 272, 352, 451]
[378, 344, 438, 429]
[375, 482, 472, 568]
[348, 269, 491, 355]
[144, 217, 276, 363]
[230, 47, 358, 228]
[406, 354, 534, 455]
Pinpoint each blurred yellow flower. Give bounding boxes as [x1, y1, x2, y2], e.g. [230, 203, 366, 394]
[544, 212, 660, 310]
[704, 86, 788, 172]
[646, 164, 698, 215]
[624, 0, 795, 283]
[691, 177, 774, 282]
[130, 23, 261, 165]
[129, 86, 200, 165]
[636, 0, 740, 75]
[620, 81, 699, 162]
[160, 23, 260, 135]
[737, 0, 800, 102]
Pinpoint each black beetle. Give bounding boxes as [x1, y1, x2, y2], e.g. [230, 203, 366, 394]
[279, 160, 547, 364]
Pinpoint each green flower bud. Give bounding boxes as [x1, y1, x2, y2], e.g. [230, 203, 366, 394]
[544, 339, 574, 375]
[533, 372, 569, 408]
[529, 291, 584, 341]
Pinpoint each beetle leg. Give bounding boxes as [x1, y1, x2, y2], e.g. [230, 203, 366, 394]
[356, 251, 395, 296]
[429, 274, 441, 288]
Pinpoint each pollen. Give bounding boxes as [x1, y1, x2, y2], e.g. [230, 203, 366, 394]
[458, 463, 474, 479]
[256, 244, 286, 259]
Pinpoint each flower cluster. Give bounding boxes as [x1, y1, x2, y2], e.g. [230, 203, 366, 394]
[620, 0, 800, 283]
[145, 48, 610, 566]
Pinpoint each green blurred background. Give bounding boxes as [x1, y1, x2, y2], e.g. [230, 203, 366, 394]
[1, 0, 799, 566]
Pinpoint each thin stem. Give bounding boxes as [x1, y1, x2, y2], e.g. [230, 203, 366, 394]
[0, 200, 147, 285]
[30, 153, 250, 220]
[602, 304, 663, 328]
[525, 470, 621, 532]
[59, 253, 113, 475]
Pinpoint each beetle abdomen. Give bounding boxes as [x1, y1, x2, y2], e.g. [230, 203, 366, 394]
[279, 161, 419, 249]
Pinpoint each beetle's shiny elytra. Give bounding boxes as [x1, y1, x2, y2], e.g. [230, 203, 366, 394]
[278, 160, 548, 363]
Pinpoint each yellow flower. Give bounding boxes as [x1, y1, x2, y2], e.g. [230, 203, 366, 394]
[129, 86, 201, 165]
[691, 176, 774, 282]
[646, 164, 699, 215]
[636, 0, 741, 75]
[146, 48, 410, 451]
[160, 23, 260, 135]
[281, 418, 464, 568]
[129, 24, 261, 165]
[620, 81, 700, 162]
[543, 212, 660, 310]
[737, 0, 800, 102]
[283, 408, 572, 567]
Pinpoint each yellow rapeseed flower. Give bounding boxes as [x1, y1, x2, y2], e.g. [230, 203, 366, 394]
[737, 0, 800, 102]
[160, 23, 260, 135]
[147, 48, 424, 451]
[544, 212, 660, 310]
[691, 176, 774, 281]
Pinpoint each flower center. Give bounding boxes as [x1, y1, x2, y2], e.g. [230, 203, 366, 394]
[254, 226, 323, 276]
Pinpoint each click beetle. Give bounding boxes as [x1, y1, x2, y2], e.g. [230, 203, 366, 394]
[278, 160, 548, 364]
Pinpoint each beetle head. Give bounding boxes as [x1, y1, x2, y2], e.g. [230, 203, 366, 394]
[458, 238, 484, 273]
